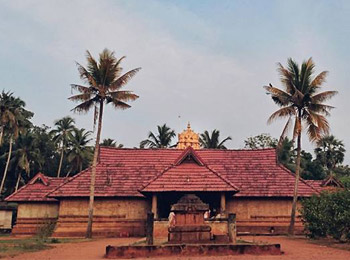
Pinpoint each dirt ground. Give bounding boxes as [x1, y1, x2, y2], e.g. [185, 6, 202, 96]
[4, 236, 350, 260]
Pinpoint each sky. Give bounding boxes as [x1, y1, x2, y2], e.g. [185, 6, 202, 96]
[0, 0, 349, 163]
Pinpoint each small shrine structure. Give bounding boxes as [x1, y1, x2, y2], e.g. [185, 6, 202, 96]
[168, 194, 211, 243]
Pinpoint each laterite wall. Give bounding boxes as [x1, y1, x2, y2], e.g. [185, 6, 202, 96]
[12, 202, 59, 235]
[227, 197, 303, 235]
[53, 198, 151, 237]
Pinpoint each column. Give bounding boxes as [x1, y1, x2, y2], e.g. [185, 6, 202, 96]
[220, 192, 226, 217]
[152, 194, 158, 219]
[228, 213, 237, 243]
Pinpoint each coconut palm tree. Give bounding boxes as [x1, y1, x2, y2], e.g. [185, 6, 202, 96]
[9, 132, 42, 191]
[69, 49, 140, 238]
[50, 116, 76, 177]
[199, 130, 232, 149]
[101, 138, 123, 148]
[140, 124, 176, 148]
[264, 57, 337, 235]
[66, 128, 93, 176]
[0, 93, 33, 194]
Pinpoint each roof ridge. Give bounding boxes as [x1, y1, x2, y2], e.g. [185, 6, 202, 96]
[174, 146, 205, 166]
[47, 166, 93, 197]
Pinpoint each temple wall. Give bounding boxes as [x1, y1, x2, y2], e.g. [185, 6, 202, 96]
[53, 198, 151, 237]
[12, 202, 59, 235]
[17, 203, 59, 218]
[227, 197, 303, 235]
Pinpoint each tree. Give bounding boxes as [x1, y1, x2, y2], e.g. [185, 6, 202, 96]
[140, 124, 176, 148]
[0, 92, 33, 194]
[300, 151, 326, 180]
[9, 132, 42, 192]
[199, 129, 232, 149]
[314, 135, 345, 174]
[50, 116, 76, 177]
[67, 128, 93, 176]
[31, 125, 58, 177]
[244, 133, 277, 149]
[101, 138, 123, 148]
[264, 58, 337, 235]
[69, 49, 140, 238]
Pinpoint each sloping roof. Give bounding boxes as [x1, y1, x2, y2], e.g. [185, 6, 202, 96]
[197, 149, 318, 197]
[141, 147, 239, 192]
[306, 175, 344, 192]
[48, 147, 318, 198]
[5, 173, 66, 202]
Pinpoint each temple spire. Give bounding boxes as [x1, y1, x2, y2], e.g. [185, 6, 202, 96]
[177, 123, 200, 149]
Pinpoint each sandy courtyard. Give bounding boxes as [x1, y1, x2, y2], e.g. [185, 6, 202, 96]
[4, 236, 350, 260]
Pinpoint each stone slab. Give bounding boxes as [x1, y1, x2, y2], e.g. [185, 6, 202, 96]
[105, 243, 281, 258]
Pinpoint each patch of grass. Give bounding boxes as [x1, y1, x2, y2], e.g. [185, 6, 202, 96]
[0, 238, 51, 258]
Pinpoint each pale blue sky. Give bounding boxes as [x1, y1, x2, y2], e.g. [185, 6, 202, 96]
[0, 0, 349, 162]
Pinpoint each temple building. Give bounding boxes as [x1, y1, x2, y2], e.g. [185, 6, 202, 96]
[5, 124, 340, 237]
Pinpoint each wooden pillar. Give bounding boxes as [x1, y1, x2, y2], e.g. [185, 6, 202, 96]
[152, 194, 158, 219]
[146, 212, 154, 245]
[228, 213, 237, 244]
[220, 193, 226, 217]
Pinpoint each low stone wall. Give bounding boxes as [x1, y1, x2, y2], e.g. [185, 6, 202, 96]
[12, 217, 57, 235]
[105, 243, 281, 258]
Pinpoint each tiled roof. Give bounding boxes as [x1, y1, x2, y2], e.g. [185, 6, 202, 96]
[5, 173, 66, 202]
[197, 149, 318, 197]
[141, 147, 239, 192]
[306, 175, 344, 192]
[48, 147, 318, 198]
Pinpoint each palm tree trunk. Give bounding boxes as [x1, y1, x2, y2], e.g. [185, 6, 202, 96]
[0, 136, 13, 194]
[288, 114, 302, 236]
[0, 126, 3, 146]
[57, 144, 65, 177]
[15, 172, 21, 192]
[86, 101, 104, 238]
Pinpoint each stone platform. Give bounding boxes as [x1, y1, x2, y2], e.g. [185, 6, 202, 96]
[105, 243, 281, 258]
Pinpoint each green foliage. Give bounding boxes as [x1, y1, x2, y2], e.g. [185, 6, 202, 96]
[140, 124, 176, 148]
[244, 133, 277, 149]
[199, 129, 232, 149]
[101, 138, 123, 148]
[300, 151, 326, 180]
[315, 135, 345, 174]
[301, 190, 350, 241]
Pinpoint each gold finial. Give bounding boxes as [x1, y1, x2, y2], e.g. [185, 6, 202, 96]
[177, 123, 200, 149]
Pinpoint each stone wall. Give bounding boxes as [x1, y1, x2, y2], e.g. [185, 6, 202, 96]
[53, 198, 151, 237]
[12, 202, 59, 235]
[227, 197, 303, 235]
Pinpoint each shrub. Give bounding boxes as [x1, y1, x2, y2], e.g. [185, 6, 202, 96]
[35, 218, 56, 242]
[301, 190, 350, 241]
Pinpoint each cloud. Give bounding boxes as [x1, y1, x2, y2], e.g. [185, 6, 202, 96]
[1, 0, 349, 162]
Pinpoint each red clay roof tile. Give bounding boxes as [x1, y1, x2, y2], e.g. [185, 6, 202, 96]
[47, 147, 318, 198]
[5, 173, 67, 202]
